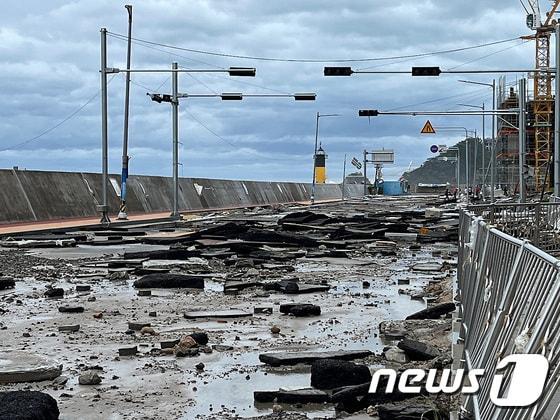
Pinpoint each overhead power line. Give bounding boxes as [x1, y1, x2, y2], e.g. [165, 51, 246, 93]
[107, 31, 522, 63]
[0, 75, 117, 152]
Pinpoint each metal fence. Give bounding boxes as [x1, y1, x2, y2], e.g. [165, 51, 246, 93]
[467, 202, 560, 256]
[457, 210, 560, 419]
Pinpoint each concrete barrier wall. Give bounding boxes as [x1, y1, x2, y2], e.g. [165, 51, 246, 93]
[0, 169, 364, 224]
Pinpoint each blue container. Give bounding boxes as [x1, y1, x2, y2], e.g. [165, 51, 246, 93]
[382, 180, 406, 196]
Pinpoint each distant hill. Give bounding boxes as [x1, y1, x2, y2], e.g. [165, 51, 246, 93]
[402, 138, 487, 189]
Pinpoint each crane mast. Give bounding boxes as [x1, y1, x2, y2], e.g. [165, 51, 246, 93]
[524, 0, 560, 190]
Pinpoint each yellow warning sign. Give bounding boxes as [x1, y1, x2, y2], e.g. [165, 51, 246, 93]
[421, 120, 436, 134]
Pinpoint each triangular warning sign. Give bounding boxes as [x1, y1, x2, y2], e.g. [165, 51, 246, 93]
[421, 120, 436, 134]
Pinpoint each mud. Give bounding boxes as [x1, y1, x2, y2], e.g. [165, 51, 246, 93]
[0, 196, 458, 419]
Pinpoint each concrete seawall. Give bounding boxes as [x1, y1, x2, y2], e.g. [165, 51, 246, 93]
[0, 169, 364, 224]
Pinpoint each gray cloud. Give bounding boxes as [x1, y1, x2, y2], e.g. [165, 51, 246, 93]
[0, 0, 534, 181]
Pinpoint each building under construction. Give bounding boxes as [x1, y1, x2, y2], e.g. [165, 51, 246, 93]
[495, 77, 555, 195]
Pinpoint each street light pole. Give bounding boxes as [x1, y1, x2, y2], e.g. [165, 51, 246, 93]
[118, 5, 133, 220]
[311, 112, 319, 205]
[311, 113, 339, 204]
[171, 62, 180, 218]
[342, 153, 347, 201]
[519, 78, 527, 202]
[458, 80, 497, 202]
[100, 28, 110, 225]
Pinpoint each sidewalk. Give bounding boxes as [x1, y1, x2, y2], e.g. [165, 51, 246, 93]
[0, 198, 343, 236]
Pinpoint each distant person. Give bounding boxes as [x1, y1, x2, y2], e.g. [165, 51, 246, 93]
[453, 188, 458, 200]
[445, 188, 449, 201]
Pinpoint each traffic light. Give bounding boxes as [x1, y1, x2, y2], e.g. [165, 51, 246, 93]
[324, 67, 353, 76]
[228, 67, 256, 77]
[221, 93, 243, 100]
[411, 66, 441, 76]
[294, 93, 316, 101]
[358, 109, 379, 117]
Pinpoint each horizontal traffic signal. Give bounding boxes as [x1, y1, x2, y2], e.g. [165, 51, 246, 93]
[411, 66, 441, 76]
[358, 109, 379, 117]
[324, 67, 353, 76]
[294, 93, 316, 101]
[228, 67, 256, 77]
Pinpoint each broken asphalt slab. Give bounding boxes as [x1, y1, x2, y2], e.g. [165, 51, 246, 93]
[0, 351, 62, 383]
[184, 310, 252, 319]
[259, 350, 372, 367]
[133, 273, 205, 289]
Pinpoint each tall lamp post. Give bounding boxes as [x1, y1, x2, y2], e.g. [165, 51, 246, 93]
[458, 79, 496, 202]
[148, 73, 316, 217]
[311, 113, 340, 204]
[457, 103, 485, 195]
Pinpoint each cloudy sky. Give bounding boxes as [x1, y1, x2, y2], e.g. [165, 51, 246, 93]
[0, 1, 537, 182]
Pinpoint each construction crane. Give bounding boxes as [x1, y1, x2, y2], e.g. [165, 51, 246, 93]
[521, 0, 560, 190]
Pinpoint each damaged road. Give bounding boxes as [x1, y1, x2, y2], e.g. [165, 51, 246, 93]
[0, 195, 459, 419]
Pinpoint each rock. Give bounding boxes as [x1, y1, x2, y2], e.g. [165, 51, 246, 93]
[362, 280, 370, 288]
[270, 325, 281, 334]
[311, 359, 372, 390]
[0, 391, 59, 420]
[118, 347, 137, 356]
[259, 350, 372, 367]
[58, 325, 80, 333]
[93, 312, 103, 319]
[178, 336, 198, 349]
[378, 401, 445, 420]
[133, 273, 204, 289]
[0, 277, 15, 291]
[44, 287, 64, 298]
[195, 362, 205, 371]
[53, 376, 68, 386]
[109, 271, 130, 280]
[254, 307, 273, 314]
[397, 338, 440, 360]
[175, 347, 199, 357]
[128, 322, 150, 331]
[137, 290, 152, 296]
[149, 311, 157, 317]
[161, 340, 180, 349]
[140, 326, 157, 336]
[58, 306, 84, 313]
[212, 345, 234, 352]
[279, 303, 321, 317]
[189, 332, 209, 346]
[383, 347, 409, 364]
[254, 388, 330, 404]
[405, 302, 455, 320]
[78, 371, 101, 385]
[75, 285, 91, 292]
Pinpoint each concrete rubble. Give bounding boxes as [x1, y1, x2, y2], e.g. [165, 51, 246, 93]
[0, 196, 459, 419]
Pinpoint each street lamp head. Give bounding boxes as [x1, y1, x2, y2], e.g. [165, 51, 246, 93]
[294, 93, 316, 101]
[228, 67, 256, 77]
[358, 109, 378, 117]
[147, 93, 163, 103]
[221, 93, 243, 100]
[324, 67, 353, 76]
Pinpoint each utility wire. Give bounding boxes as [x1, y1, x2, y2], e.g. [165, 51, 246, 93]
[446, 40, 530, 70]
[110, 34, 291, 94]
[0, 75, 117, 152]
[107, 31, 522, 63]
